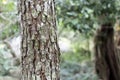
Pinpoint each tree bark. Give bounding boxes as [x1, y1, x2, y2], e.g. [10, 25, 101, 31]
[18, 0, 60, 80]
[94, 23, 120, 80]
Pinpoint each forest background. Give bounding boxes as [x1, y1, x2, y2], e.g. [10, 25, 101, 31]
[0, 0, 120, 80]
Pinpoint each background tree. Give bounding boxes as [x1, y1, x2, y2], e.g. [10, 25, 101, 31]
[94, 25, 120, 80]
[91, 0, 120, 80]
[18, 0, 60, 80]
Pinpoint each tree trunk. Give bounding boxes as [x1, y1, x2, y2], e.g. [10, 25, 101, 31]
[94, 23, 120, 80]
[18, 0, 60, 80]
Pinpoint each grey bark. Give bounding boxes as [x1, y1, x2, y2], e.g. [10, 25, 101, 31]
[18, 0, 60, 80]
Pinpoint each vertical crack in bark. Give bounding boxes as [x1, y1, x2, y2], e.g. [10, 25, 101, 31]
[19, 0, 60, 80]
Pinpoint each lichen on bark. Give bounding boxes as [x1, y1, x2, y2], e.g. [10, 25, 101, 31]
[18, 0, 60, 80]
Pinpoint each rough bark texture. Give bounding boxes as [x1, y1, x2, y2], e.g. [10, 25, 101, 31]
[18, 0, 60, 80]
[94, 23, 120, 80]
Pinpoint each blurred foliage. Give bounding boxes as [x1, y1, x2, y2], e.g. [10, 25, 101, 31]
[56, 0, 120, 34]
[0, 1, 19, 77]
[0, 0, 19, 40]
[60, 61, 98, 80]
[59, 29, 93, 63]
[61, 40, 91, 63]
[0, 44, 14, 76]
